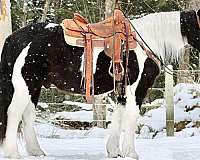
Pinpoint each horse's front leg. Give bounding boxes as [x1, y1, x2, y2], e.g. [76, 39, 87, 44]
[120, 102, 139, 159]
[106, 105, 123, 158]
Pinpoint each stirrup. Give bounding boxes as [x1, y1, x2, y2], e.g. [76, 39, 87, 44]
[108, 60, 124, 78]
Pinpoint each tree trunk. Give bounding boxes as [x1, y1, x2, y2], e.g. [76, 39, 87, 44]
[21, 0, 28, 27]
[93, 0, 115, 128]
[105, 0, 115, 18]
[41, 0, 51, 22]
[0, 0, 12, 58]
[177, 46, 194, 83]
[53, 0, 61, 23]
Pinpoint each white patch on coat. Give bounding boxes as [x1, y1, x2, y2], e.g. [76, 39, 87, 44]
[80, 48, 103, 74]
[3, 44, 32, 158]
[45, 23, 58, 28]
[132, 11, 187, 62]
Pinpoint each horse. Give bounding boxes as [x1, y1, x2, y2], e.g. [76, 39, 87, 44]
[0, 9, 199, 159]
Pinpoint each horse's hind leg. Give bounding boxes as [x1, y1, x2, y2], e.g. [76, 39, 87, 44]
[22, 101, 45, 156]
[3, 43, 32, 158]
[3, 91, 30, 158]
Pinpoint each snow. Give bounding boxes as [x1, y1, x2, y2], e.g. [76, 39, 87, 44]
[38, 102, 49, 109]
[137, 83, 200, 138]
[45, 23, 58, 28]
[1, 82, 200, 159]
[0, 126, 200, 160]
[142, 98, 164, 107]
[54, 111, 93, 122]
[35, 124, 108, 139]
[63, 101, 93, 110]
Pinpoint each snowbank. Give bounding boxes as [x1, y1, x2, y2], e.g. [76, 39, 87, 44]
[137, 83, 200, 138]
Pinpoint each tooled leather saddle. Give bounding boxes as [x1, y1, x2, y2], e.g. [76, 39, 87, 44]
[61, 9, 137, 102]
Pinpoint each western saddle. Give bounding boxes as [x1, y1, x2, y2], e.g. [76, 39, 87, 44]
[61, 9, 137, 102]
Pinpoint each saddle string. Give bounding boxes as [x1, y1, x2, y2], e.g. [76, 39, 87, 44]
[124, 21, 130, 93]
[115, 16, 131, 102]
[112, 10, 116, 94]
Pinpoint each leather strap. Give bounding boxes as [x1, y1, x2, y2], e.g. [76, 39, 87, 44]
[85, 34, 93, 103]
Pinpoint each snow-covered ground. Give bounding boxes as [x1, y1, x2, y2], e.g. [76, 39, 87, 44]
[0, 126, 200, 160]
[1, 83, 200, 159]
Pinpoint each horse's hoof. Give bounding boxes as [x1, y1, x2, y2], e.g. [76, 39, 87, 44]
[107, 151, 119, 158]
[107, 149, 122, 158]
[28, 149, 46, 156]
[4, 153, 21, 159]
[128, 152, 139, 160]
[121, 148, 139, 159]
[3, 145, 21, 159]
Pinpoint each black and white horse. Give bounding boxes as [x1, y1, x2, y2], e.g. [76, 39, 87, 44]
[0, 10, 199, 159]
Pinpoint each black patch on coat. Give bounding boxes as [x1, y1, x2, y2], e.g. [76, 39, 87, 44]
[180, 10, 200, 51]
[135, 58, 160, 109]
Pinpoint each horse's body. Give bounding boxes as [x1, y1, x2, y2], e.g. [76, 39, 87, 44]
[0, 10, 199, 159]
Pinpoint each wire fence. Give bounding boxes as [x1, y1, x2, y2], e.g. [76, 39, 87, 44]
[36, 69, 200, 130]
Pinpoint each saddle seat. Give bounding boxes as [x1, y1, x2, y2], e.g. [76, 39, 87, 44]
[63, 9, 125, 38]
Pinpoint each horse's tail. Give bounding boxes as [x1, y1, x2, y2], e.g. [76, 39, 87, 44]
[0, 37, 14, 143]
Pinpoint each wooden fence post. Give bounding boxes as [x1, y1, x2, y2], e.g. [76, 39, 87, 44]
[93, 95, 107, 128]
[165, 65, 174, 136]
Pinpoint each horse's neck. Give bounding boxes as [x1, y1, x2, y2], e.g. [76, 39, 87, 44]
[132, 11, 187, 63]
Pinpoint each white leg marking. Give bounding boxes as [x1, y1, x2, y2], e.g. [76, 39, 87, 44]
[120, 88, 139, 159]
[23, 102, 45, 156]
[106, 105, 123, 158]
[3, 44, 31, 159]
[120, 45, 147, 159]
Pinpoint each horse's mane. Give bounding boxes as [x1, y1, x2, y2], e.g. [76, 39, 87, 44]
[132, 11, 188, 63]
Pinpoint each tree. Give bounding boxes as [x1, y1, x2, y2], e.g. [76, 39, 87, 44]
[0, 0, 12, 57]
[21, 0, 27, 27]
[53, 0, 61, 23]
[41, 0, 51, 22]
